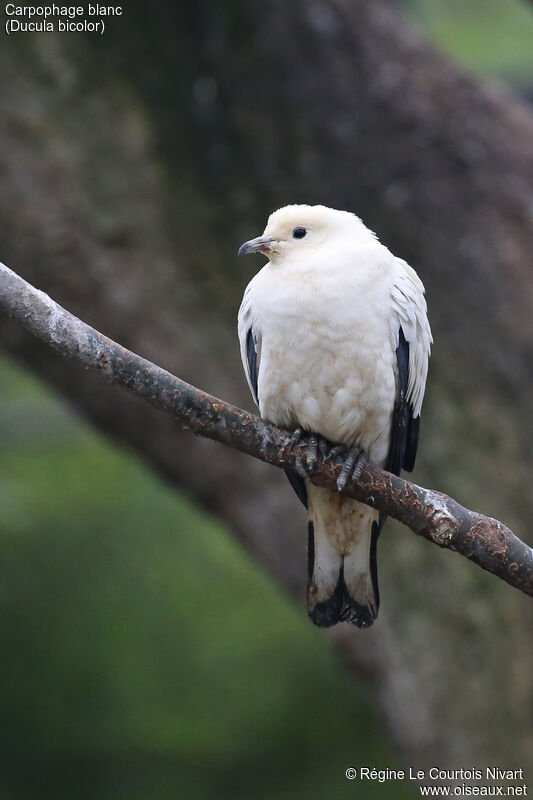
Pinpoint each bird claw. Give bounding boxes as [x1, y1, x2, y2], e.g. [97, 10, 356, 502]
[307, 434, 318, 471]
[291, 427, 304, 446]
[326, 444, 346, 460]
[335, 446, 367, 492]
[291, 430, 366, 489]
[291, 429, 329, 476]
[318, 436, 328, 460]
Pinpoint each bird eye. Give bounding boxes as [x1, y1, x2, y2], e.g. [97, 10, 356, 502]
[292, 227, 307, 239]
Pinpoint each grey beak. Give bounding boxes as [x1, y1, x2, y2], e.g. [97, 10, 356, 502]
[237, 235, 272, 256]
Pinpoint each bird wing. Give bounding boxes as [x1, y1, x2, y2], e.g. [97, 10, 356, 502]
[238, 281, 308, 508]
[388, 259, 432, 474]
[237, 284, 260, 407]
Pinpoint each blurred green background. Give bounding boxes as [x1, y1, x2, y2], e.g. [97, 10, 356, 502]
[0, 356, 406, 799]
[1, 1, 532, 798]
[406, 0, 533, 83]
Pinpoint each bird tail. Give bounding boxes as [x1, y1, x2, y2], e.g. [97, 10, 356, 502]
[306, 486, 380, 628]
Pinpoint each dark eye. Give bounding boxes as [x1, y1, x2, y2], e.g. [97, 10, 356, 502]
[292, 227, 307, 239]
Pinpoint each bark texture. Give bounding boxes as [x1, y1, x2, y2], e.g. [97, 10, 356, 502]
[1, 0, 533, 770]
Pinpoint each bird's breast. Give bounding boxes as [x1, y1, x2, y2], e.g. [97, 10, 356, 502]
[252, 267, 396, 464]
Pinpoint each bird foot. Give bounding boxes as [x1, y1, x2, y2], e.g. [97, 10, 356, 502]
[290, 429, 366, 490]
[291, 428, 329, 477]
[330, 444, 367, 492]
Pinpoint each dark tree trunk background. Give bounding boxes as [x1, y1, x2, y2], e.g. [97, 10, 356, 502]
[1, 0, 533, 770]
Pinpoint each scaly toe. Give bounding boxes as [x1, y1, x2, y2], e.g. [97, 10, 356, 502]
[291, 430, 330, 475]
[294, 449, 308, 479]
[336, 447, 366, 492]
[307, 434, 318, 471]
[351, 451, 367, 483]
[337, 452, 357, 492]
[291, 427, 304, 447]
[327, 444, 347, 461]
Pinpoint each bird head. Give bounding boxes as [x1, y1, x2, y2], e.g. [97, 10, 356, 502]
[238, 204, 369, 264]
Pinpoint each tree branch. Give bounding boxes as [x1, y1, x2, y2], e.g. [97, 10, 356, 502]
[1, 260, 532, 598]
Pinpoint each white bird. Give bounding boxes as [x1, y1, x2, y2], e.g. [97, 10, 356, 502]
[237, 205, 432, 628]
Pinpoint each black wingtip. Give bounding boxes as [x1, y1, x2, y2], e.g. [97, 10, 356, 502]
[388, 326, 420, 476]
[404, 414, 420, 473]
[246, 328, 258, 403]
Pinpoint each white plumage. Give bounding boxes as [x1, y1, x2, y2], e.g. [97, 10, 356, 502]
[238, 205, 432, 628]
